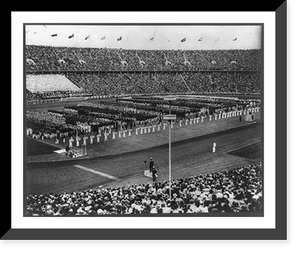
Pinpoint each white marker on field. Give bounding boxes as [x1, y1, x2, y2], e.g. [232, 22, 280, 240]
[74, 165, 119, 180]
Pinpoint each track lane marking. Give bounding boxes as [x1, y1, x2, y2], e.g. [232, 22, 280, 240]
[73, 165, 119, 180]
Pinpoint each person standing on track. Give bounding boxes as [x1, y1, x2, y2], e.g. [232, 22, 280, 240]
[152, 166, 157, 182]
[149, 157, 155, 172]
[212, 142, 217, 153]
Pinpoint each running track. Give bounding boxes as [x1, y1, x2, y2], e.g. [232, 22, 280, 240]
[26, 122, 261, 196]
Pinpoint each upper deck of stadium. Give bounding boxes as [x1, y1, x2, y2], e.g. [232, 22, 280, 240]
[25, 45, 262, 73]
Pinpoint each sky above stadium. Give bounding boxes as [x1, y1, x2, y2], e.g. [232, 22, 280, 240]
[25, 25, 262, 50]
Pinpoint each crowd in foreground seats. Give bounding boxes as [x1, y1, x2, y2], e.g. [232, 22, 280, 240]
[26, 163, 262, 216]
[26, 45, 262, 72]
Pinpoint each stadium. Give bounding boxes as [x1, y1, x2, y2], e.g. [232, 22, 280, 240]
[25, 25, 263, 216]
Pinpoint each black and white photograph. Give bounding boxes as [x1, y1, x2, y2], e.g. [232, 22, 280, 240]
[6, 5, 290, 243]
[24, 23, 263, 217]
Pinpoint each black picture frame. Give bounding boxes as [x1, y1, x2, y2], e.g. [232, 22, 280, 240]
[6, 3, 287, 240]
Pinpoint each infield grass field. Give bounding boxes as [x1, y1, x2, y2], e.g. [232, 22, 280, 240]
[25, 98, 262, 196]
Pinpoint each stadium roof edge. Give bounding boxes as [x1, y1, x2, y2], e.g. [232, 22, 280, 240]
[25, 44, 262, 52]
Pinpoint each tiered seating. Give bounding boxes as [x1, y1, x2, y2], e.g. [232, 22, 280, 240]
[26, 45, 261, 71]
[25, 45, 262, 97]
[26, 74, 81, 94]
[66, 72, 261, 95]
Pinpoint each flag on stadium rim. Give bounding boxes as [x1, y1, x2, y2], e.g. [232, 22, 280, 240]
[51, 34, 58, 37]
[101, 36, 106, 40]
[85, 35, 90, 40]
[150, 36, 154, 42]
[233, 37, 238, 41]
[181, 38, 186, 42]
[68, 33, 74, 39]
[198, 37, 203, 41]
[117, 36, 122, 41]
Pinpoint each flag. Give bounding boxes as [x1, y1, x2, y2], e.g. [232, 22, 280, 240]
[150, 36, 154, 42]
[117, 36, 122, 41]
[43, 25, 47, 29]
[101, 36, 106, 40]
[68, 33, 74, 39]
[233, 37, 237, 41]
[198, 37, 203, 41]
[51, 34, 58, 37]
[26, 58, 35, 65]
[181, 38, 186, 42]
[85, 35, 90, 40]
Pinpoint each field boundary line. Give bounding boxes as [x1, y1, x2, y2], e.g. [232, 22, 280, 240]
[73, 165, 119, 180]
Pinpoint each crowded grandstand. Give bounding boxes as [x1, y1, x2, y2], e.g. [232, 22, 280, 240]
[26, 45, 261, 99]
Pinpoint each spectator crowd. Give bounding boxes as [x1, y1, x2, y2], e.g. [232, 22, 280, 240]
[26, 45, 262, 72]
[25, 46, 262, 99]
[26, 72, 260, 100]
[26, 163, 262, 215]
[65, 72, 261, 96]
[26, 74, 81, 93]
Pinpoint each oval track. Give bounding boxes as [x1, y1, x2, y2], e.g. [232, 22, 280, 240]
[26, 122, 261, 196]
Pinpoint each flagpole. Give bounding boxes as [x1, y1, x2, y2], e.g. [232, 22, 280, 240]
[163, 96, 176, 200]
[168, 112, 171, 199]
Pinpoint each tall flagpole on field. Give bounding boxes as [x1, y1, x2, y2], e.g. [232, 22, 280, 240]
[163, 96, 176, 199]
[168, 109, 172, 199]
